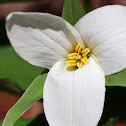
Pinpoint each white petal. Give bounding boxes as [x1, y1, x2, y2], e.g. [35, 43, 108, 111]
[75, 5, 126, 75]
[6, 12, 84, 69]
[43, 56, 105, 126]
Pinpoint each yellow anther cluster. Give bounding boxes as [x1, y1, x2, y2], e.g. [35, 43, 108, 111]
[67, 44, 90, 68]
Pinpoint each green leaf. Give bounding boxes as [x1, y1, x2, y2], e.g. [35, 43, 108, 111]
[106, 69, 126, 87]
[100, 117, 118, 126]
[0, 46, 45, 89]
[2, 74, 47, 126]
[106, 117, 118, 126]
[0, 116, 37, 126]
[62, 0, 85, 26]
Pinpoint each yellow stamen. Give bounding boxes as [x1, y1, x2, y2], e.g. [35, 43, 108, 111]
[67, 44, 90, 68]
[75, 44, 82, 53]
[67, 60, 77, 66]
[81, 48, 90, 57]
[78, 44, 82, 53]
[77, 61, 83, 68]
[68, 52, 79, 59]
[81, 57, 89, 65]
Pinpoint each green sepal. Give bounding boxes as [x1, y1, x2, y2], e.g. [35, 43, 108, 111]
[106, 69, 126, 87]
[62, 0, 85, 26]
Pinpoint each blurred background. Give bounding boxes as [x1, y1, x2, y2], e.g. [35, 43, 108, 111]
[1, 0, 126, 126]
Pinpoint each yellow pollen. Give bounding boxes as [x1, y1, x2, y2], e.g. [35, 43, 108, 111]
[75, 44, 82, 53]
[81, 57, 89, 65]
[81, 48, 90, 57]
[67, 60, 77, 66]
[68, 52, 79, 59]
[67, 44, 90, 68]
[77, 61, 83, 68]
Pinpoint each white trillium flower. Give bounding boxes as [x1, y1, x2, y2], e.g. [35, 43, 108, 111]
[6, 5, 126, 126]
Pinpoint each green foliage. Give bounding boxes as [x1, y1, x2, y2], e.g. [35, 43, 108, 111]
[106, 117, 118, 126]
[101, 117, 118, 126]
[106, 69, 126, 87]
[62, 0, 85, 26]
[2, 74, 47, 126]
[0, 46, 44, 89]
[0, 116, 37, 126]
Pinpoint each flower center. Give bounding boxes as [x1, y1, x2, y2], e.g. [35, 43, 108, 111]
[67, 44, 90, 68]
